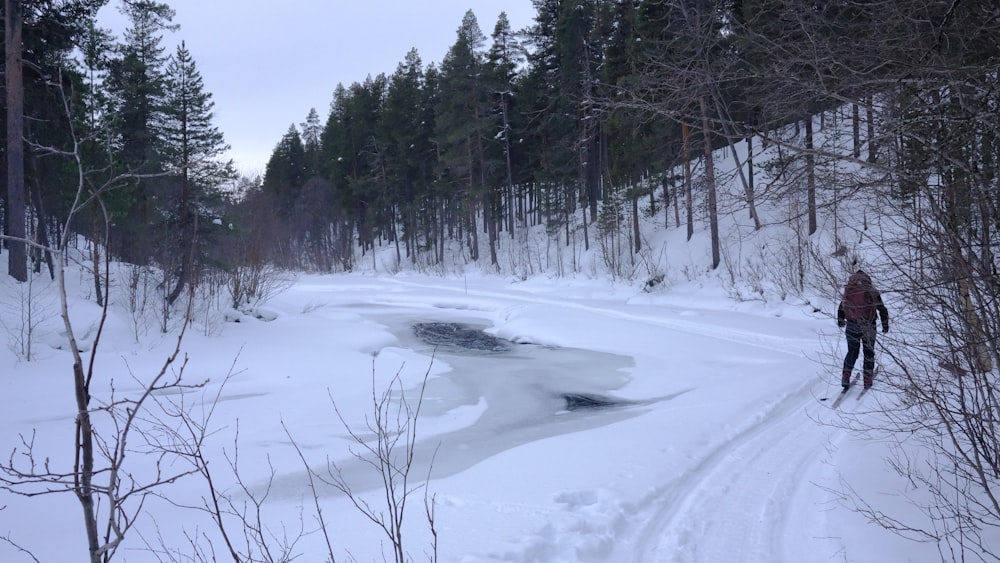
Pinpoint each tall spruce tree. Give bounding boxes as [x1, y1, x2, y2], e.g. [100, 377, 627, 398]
[160, 40, 233, 304]
[300, 107, 322, 178]
[104, 0, 176, 264]
[262, 124, 307, 216]
[483, 11, 524, 236]
[602, 0, 678, 189]
[435, 10, 487, 261]
[381, 48, 433, 262]
[523, 0, 589, 238]
[107, 0, 174, 167]
[419, 63, 445, 262]
[319, 75, 387, 256]
[77, 17, 117, 303]
[556, 0, 604, 224]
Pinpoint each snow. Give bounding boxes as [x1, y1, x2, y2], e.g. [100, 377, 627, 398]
[0, 265, 937, 562]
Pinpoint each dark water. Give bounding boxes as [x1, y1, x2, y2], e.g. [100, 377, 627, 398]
[411, 321, 633, 411]
[413, 322, 511, 353]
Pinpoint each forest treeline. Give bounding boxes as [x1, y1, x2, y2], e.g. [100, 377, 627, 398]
[1, 0, 997, 285]
[255, 0, 1000, 277]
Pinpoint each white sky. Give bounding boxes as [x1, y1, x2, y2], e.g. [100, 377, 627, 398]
[98, 1, 538, 175]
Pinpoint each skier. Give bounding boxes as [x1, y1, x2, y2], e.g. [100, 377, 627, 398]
[837, 269, 889, 389]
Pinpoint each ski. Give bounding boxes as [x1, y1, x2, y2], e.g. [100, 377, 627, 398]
[855, 369, 878, 401]
[830, 373, 860, 409]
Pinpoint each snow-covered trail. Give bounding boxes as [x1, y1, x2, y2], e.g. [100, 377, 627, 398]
[620, 378, 832, 562]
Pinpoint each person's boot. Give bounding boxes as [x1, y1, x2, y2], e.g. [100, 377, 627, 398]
[863, 371, 874, 389]
[842, 371, 852, 390]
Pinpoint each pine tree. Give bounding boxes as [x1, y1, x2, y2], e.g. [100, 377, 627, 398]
[603, 0, 678, 187]
[104, 0, 177, 264]
[107, 0, 176, 167]
[435, 10, 488, 261]
[556, 0, 604, 224]
[318, 75, 387, 257]
[381, 48, 434, 262]
[160, 40, 234, 304]
[79, 18, 117, 173]
[300, 107, 322, 177]
[263, 124, 307, 216]
[522, 0, 603, 244]
[483, 11, 525, 236]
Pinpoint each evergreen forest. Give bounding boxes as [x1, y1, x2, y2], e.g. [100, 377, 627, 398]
[2, 1, 997, 292]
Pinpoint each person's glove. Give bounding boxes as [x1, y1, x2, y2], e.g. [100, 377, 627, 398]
[882, 324, 889, 333]
[837, 319, 846, 328]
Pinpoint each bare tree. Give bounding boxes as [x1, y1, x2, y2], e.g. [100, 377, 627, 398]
[146, 373, 306, 563]
[311, 360, 439, 563]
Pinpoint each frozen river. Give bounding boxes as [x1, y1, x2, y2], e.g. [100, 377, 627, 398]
[273, 311, 667, 497]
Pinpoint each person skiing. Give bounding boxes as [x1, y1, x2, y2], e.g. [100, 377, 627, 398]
[837, 269, 889, 389]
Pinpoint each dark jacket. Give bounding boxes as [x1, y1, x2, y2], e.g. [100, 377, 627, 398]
[837, 271, 889, 332]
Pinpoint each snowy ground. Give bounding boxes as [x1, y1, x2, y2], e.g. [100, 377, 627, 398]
[0, 269, 936, 562]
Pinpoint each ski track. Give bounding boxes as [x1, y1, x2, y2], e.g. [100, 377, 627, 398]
[621, 379, 826, 562]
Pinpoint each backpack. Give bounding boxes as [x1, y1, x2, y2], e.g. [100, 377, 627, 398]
[843, 271, 877, 321]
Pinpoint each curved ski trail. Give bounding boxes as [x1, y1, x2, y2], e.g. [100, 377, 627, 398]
[622, 381, 830, 562]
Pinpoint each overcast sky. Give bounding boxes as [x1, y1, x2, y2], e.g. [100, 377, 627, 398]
[98, 1, 538, 175]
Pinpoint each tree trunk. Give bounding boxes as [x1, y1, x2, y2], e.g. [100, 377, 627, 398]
[468, 204, 479, 262]
[392, 205, 402, 266]
[852, 103, 861, 158]
[683, 123, 693, 241]
[167, 170, 194, 306]
[805, 117, 817, 235]
[699, 96, 720, 269]
[27, 176, 55, 279]
[722, 134, 761, 230]
[707, 95, 760, 230]
[747, 136, 754, 216]
[632, 194, 641, 254]
[648, 176, 655, 218]
[5, 0, 27, 282]
[662, 175, 670, 229]
[437, 205, 444, 264]
[486, 194, 498, 269]
[501, 91, 515, 235]
[74, 357, 102, 563]
[91, 214, 104, 307]
[578, 127, 594, 253]
[866, 95, 877, 163]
